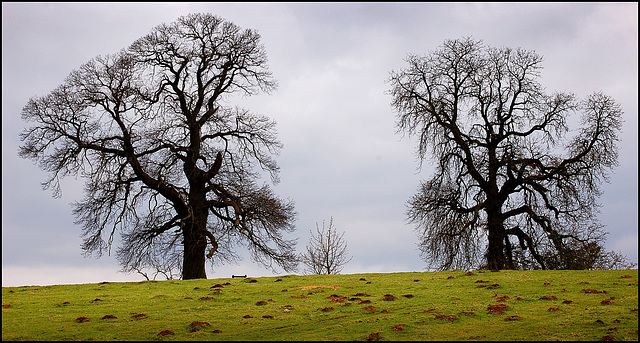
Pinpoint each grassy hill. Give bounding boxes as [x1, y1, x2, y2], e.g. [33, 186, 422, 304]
[2, 269, 637, 341]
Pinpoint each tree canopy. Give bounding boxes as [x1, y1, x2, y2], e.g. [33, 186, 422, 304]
[19, 13, 298, 279]
[389, 37, 624, 270]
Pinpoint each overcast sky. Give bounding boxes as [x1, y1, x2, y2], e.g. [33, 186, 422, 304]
[2, 2, 637, 287]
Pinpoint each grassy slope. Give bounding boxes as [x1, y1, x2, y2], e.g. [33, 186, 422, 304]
[2, 269, 638, 341]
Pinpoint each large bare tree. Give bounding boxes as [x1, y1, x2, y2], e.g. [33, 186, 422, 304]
[388, 37, 624, 271]
[19, 13, 298, 280]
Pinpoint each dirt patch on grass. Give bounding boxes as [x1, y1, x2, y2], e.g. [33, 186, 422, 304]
[487, 304, 508, 315]
[365, 332, 382, 341]
[101, 315, 117, 319]
[391, 324, 406, 331]
[75, 316, 90, 323]
[362, 306, 376, 313]
[158, 330, 173, 336]
[582, 288, 608, 294]
[131, 313, 148, 319]
[295, 285, 340, 290]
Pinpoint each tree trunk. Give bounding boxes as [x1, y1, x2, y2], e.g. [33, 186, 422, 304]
[485, 204, 506, 270]
[181, 211, 208, 280]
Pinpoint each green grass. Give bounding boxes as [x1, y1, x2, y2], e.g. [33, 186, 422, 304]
[2, 269, 638, 341]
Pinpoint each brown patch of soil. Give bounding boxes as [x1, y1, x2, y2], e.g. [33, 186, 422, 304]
[543, 282, 551, 286]
[359, 300, 372, 305]
[487, 304, 509, 315]
[475, 280, 490, 283]
[296, 285, 340, 290]
[434, 314, 457, 322]
[465, 272, 474, 276]
[62, 301, 71, 305]
[291, 295, 309, 299]
[486, 284, 501, 289]
[362, 305, 376, 313]
[380, 309, 389, 313]
[601, 335, 616, 341]
[211, 284, 224, 288]
[248, 279, 258, 283]
[391, 324, 406, 331]
[505, 315, 522, 321]
[212, 329, 222, 333]
[158, 330, 174, 336]
[493, 294, 510, 302]
[582, 288, 608, 294]
[354, 293, 371, 297]
[383, 294, 395, 301]
[595, 319, 605, 324]
[101, 315, 117, 319]
[540, 295, 558, 300]
[365, 332, 382, 341]
[621, 275, 633, 278]
[92, 298, 102, 302]
[402, 294, 414, 298]
[419, 308, 438, 313]
[2, 304, 12, 308]
[262, 315, 274, 319]
[243, 315, 253, 318]
[601, 299, 614, 305]
[131, 313, 148, 319]
[515, 297, 525, 300]
[321, 307, 334, 312]
[547, 307, 560, 312]
[199, 296, 216, 300]
[328, 294, 347, 303]
[563, 300, 573, 304]
[184, 297, 193, 299]
[75, 316, 90, 323]
[447, 276, 455, 279]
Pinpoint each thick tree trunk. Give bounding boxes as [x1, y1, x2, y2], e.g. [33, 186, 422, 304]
[485, 204, 506, 270]
[182, 228, 207, 279]
[181, 210, 209, 280]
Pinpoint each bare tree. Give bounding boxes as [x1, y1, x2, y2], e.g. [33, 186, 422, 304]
[388, 37, 626, 271]
[301, 218, 352, 275]
[19, 13, 298, 280]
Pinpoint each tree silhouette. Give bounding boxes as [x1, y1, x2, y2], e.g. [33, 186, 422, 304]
[389, 37, 624, 270]
[19, 13, 298, 280]
[301, 217, 352, 274]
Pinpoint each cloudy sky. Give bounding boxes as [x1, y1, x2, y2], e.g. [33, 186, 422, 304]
[2, 2, 637, 287]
